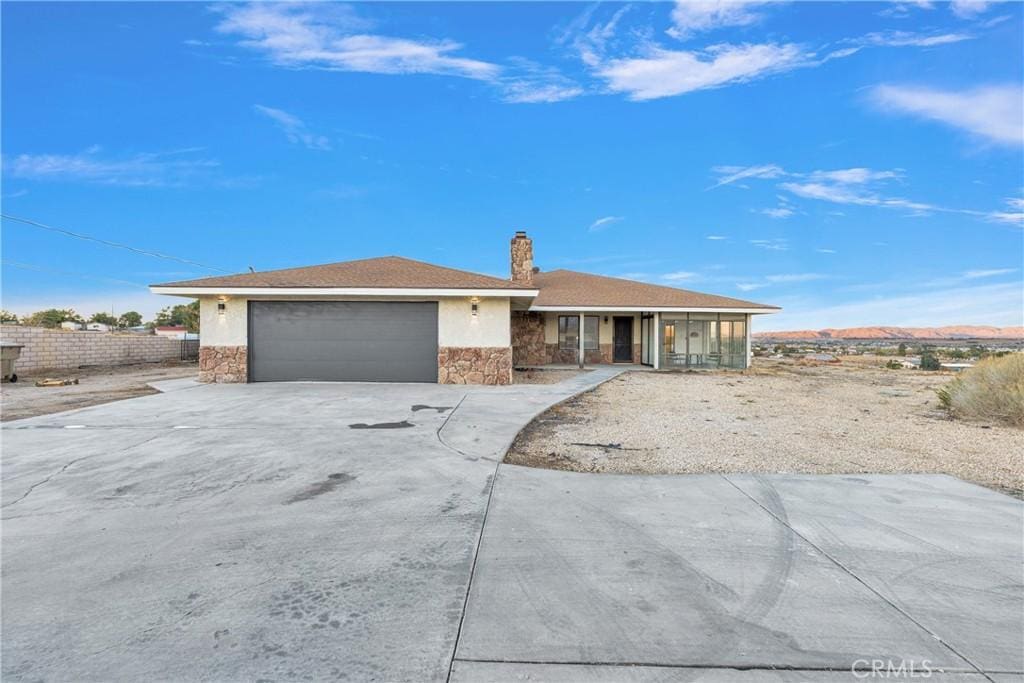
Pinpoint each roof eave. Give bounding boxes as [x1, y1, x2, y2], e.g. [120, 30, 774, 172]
[527, 305, 780, 313]
[149, 286, 540, 297]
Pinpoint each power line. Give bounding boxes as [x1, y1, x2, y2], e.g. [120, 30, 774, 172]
[1, 213, 233, 273]
[2, 260, 148, 289]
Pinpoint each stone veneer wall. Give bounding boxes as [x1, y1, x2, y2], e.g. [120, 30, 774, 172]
[0, 325, 182, 374]
[199, 346, 247, 383]
[438, 347, 512, 385]
[544, 342, 641, 365]
[510, 312, 545, 367]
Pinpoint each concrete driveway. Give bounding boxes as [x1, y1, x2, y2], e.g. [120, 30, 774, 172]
[2, 372, 1022, 682]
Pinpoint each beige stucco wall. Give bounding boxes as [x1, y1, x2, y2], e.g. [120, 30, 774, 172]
[437, 297, 510, 347]
[198, 296, 511, 348]
[199, 297, 248, 346]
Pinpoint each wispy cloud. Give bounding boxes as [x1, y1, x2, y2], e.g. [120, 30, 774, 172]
[589, 215, 623, 232]
[2, 147, 219, 187]
[758, 281, 1023, 331]
[501, 58, 584, 103]
[215, 3, 499, 80]
[735, 282, 767, 292]
[254, 105, 331, 150]
[856, 30, 973, 48]
[765, 273, 827, 283]
[816, 248, 838, 254]
[662, 271, 699, 282]
[750, 238, 788, 251]
[709, 163, 785, 189]
[950, 0, 991, 18]
[706, 234, 728, 240]
[714, 163, 1022, 226]
[597, 42, 809, 101]
[870, 84, 1023, 146]
[667, 0, 770, 40]
[759, 207, 793, 219]
[963, 267, 1018, 279]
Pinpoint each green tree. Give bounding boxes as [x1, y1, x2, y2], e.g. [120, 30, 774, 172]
[0, 310, 18, 324]
[89, 312, 119, 326]
[24, 309, 83, 328]
[897, 342, 907, 356]
[153, 300, 199, 333]
[920, 349, 941, 371]
[118, 311, 143, 328]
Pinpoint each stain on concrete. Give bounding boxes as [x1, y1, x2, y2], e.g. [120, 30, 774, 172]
[348, 421, 414, 429]
[283, 473, 356, 504]
[411, 405, 452, 413]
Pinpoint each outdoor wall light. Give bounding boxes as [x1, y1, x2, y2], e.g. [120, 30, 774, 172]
[470, 296, 480, 317]
[217, 297, 226, 315]
[603, 316, 609, 323]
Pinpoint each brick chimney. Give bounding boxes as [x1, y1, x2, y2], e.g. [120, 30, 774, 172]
[510, 231, 534, 285]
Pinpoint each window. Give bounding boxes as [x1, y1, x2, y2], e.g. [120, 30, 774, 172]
[559, 315, 599, 350]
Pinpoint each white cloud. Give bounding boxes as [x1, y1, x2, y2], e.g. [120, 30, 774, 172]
[951, 0, 991, 18]
[706, 234, 728, 240]
[2, 148, 219, 187]
[589, 215, 623, 231]
[760, 207, 794, 219]
[662, 271, 699, 281]
[765, 273, 827, 283]
[215, 3, 499, 80]
[667, 1, 769, 40]
[985, 197, 1024, 225]
[254, 105, 331, 150]
[857, 30, 973, 47]
[735, 282, 767, 291]
[816, 248, 838, 254]
[963, 268, 1018, 279]
[871, 84, 1023, 146]
[749, 238, 788, 251]
[597, 42, 807, 101]
[807, 167, 903, 184]
[757, 281, 1023, 330]
[501, 59, 584, 104]
[709, 163, 786, 188]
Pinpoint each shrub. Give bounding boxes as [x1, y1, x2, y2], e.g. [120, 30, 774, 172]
[920, 349, 941, 371]
[937, 354, 1024, 427]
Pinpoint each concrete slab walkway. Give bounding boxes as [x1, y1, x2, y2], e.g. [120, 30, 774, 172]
[3, 368, 1021, 682]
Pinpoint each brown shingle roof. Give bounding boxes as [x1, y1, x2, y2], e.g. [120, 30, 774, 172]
[152, 256, 530, 290]
[531, 270, 778, 309]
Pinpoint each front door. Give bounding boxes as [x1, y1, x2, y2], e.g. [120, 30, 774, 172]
[613, 316, 633, 363]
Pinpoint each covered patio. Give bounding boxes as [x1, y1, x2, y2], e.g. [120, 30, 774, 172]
[512, 309, 754, 371]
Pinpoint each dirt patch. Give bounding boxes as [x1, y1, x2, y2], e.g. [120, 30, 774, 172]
[506, 359, 1023, 498]
[0, 361, 197, 422]
[513, 368, 588, 385]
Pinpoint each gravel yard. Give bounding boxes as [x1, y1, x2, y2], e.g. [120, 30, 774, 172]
[513, 368, 589, 384]
[0, 361, 197, 421]
[506, 359, 1023, 497]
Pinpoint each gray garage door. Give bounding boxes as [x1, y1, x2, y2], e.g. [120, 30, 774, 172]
[249, 301, 438, 383]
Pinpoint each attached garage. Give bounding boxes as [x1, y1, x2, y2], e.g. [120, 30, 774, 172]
[248, 301, 439, 383]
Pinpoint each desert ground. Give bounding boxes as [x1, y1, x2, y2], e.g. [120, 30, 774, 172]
[0, 361, 197, 422]
[507, 358, 1023, 497]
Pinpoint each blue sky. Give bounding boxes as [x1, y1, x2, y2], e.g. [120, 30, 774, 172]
[2, 1, 1022, 331]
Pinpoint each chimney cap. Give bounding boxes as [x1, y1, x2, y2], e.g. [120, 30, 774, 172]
[514, 230, 528, 238]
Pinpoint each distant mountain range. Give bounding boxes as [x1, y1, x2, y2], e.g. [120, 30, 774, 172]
[754, 326, 1024, 340]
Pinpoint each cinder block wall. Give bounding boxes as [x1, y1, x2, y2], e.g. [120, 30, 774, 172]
[0, 325, 183, 374]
